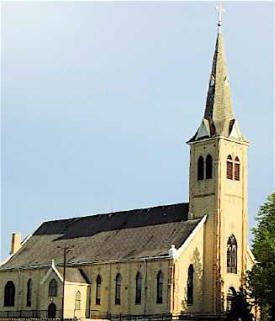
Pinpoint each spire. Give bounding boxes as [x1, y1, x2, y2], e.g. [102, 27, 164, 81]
[204, 30, 234, 137]
[188, 21, 246, 143]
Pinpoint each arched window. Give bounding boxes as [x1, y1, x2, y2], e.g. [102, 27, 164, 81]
[206, 154, 213, 179]
[226, 287, 236, 311]
[156, 270, 164, 304]
[96, 275, 102, 305]
[135, 272, 142, 304]
[226, 155, 233, 180]
[48, 279, 57, 297]
[227, 235, 237, 273]
[75, 291, 81, 310]
[48, 303, 57, 318]
[26, 279, 32, 307]
[197, 156, 204, 180]
[234, 156, 240, 181]
[115, 273, 122, 305]
[4, 281, 15, 306]
[187, 265, 194, 305]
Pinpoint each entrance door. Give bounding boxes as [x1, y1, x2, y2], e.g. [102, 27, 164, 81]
[48, 303, 57, 318]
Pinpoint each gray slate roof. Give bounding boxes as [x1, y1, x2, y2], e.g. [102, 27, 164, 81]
[1, 203, 203, 270]
[56, 267, 90, 284]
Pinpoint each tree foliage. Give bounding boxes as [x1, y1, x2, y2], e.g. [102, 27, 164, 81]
[248, 193, 275, 321]
[226, 288, 254, 321]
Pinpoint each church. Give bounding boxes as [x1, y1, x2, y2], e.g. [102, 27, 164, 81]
[0, 17, 256, 320]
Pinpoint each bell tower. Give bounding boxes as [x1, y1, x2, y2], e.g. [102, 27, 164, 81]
[187, 21, 249, 313]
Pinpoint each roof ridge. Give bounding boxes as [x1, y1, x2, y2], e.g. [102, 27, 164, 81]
[43, 202, 189, 224]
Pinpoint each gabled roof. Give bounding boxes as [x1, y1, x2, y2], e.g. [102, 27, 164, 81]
[1, 203, 204, 270]
[41, 260, 90, 284]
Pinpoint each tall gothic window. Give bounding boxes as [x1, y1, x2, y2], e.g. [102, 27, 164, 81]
[96, 275, 102, 305]
[26, 279, 32, 307]
[156, 270, 164, 304]
[187, 265, 194, 305]
[135, 272, 142, 304]
[227, 155, 233, 179]
[48, 279, 58, 297]
[234, 157, 240, 181]
[227, 235, 237, 273]
[197, 156, 204, 180]
[75, 291, 81, 310]
[206, 154, 213, 179]
[4, 281, 15, 307]
[115, 273, 122, 305]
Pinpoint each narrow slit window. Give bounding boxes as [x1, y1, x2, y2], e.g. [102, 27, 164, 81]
[96, 275, 102, 305]
[206, 154, 213, 179]
[227, 155, 233, 180]
[135, 272, 142, 304]
[234, 157, 240, 181]
[156, 271, 164, 304]
[187, 265, 194, 305]
[197, 156, 204, 180]
[115, 274, 122, 305]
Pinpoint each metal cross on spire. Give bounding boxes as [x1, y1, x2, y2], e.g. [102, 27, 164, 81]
[216, 0, 225, 32]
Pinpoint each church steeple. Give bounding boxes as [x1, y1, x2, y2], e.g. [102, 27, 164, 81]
[189, 27, 246, 143]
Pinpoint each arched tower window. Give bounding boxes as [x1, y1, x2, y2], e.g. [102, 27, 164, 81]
[4, 281, 15, 307]
[226, 155, 233, 180]
[234, 156, 240, 181]
[115, 273, 122, 305]
[227, 235, 237, 273]
[135, 272, 142, 304]
[187, 265, 194, 305]
[26, 279, 32, 307]
[48, 279, 57, 297]
[206, 154, 213, 179]
[75, 291, 81, 310]
[96, 275, 102, 305]
[197, 156, 204, 180]
[156, 270, 164, 304]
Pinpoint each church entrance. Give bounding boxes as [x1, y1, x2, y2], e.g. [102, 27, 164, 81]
[47, 303, 57, 318]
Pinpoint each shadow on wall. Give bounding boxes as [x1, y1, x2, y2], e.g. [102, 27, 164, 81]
[180, 247, 203, 314]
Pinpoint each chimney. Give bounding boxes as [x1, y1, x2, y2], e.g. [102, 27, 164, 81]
[10, 233, 22, 255]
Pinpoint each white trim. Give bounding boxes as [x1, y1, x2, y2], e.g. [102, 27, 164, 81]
[187, 135, 249, 146]
[40, 259, 63, 284]
[169, 215, 207, 260]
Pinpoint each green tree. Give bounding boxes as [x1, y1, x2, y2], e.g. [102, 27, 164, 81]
[248, 193, 275, 321]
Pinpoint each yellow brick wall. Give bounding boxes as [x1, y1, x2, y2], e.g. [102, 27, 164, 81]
[188, 136, 249, 313]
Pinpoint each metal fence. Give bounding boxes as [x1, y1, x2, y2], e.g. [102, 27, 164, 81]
[0, 311, 227, 321]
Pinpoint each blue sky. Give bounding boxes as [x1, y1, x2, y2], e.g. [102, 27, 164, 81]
[1, 2, 273, 258]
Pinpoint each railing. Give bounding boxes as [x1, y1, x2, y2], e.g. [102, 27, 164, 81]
[0, 311, 227, 321]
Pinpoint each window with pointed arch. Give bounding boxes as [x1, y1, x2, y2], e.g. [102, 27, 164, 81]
[227, 235, 237, 273]
[96, 275, 102, 305]
[226, 287, 236, 311]
[156, 270, 164, 304]
[187, 264, 194, 305]
[4, 281, 15, 307]
[234, 156, 240, 181]
[75, 291, 81, 310]
[48, 279, 58, 297]
[197, 156, 204, 180]
[135, 272, 142, 304]
[26, 279, 32, 307]
[115, 273, 122, 305]
[206, 154, 213, 179]
[226, 155, 233, 180]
